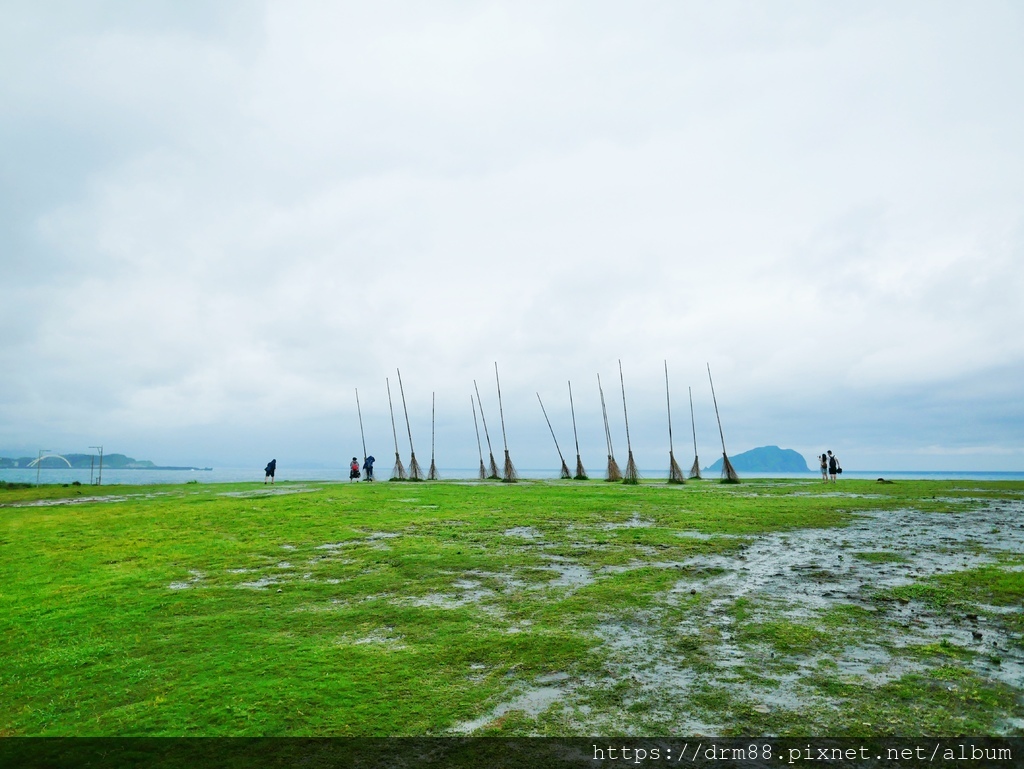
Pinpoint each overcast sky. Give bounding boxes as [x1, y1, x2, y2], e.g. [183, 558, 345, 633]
[3, 1, 1023, 472]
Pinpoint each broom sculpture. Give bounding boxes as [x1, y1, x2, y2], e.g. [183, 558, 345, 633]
[471, 395, 487, 480]
[473, 380, 501, 480]
[618, 360, 640, 484]
[396, 368, 423, 481]
[386, 377, 407, 481]
[537, 392, 572, 479]
[494, 362, 518, 482]
[707, 363, 739, 483]
[427, 392, 439, 480]
[568, 380, 587, 480]
[664, 362, 685, 484]
[688, 386, 702, 480]
[597, 373, 622, 481]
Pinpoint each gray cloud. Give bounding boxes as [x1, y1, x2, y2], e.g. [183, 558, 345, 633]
[3, 1, 1023, 471]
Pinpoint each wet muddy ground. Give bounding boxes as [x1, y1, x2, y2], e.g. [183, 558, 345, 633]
[168, 492, 1024, 735]
[448, 501, 1024, 734]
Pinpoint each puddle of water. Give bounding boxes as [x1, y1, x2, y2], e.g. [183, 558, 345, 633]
[537, 555, 594, 590]
[504, 526, 542, 540]
[236, 576, 282, 590]
[451, 686, 565, 734]
[600, 513, 654, 530]
[168, 570, 204, 590]
[219, 486, 315, 498]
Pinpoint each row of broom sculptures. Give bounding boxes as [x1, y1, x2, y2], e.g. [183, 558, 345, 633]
[354, 361, 740, 484]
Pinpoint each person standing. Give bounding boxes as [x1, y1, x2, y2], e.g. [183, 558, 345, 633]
[264, 459, 277, 484]
[363, 455, 375, 482]
[819, 453, 828, 483]
[349, 457, 361, 482]
[827, 450, 839, 483]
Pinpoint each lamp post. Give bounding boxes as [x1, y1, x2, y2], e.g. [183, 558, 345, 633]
[36, 449, 50, 486]
[89, 445, 104, 486]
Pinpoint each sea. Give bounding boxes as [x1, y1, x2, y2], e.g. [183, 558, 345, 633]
[3, 467, 1024, 486]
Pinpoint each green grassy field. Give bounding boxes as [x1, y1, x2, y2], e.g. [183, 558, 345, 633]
[2, 477, 1022, 737]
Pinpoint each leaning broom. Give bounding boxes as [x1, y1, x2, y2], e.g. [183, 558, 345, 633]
[568, 380, 588, 480]
[473, 380, 501, 480]
[427, 392, 439, 480]
[618, 360, 640, 484]
[537, 392, 571, 479]
[471, 395, 487, 480]
[386, 378, 407, 481]
[688, 386, 702, 480]
[396, 368, 423, 481]
[664, 362, 685, 483]
[597, 373, 622, 481]
[707, 363, 739, 483]
[494, 362, 518, 483]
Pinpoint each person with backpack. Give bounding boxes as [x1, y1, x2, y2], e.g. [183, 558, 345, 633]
[819, 453, 828, 483]
[349, 457, 361, 482]
[827, 450, 840, 483]
[264, 459, 277, 484]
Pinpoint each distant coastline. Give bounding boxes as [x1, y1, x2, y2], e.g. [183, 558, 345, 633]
[0, 453, 211, 471]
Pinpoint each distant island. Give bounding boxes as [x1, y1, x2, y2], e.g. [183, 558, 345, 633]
[0, 453, 211, 471]
[704, 445, 810, 474]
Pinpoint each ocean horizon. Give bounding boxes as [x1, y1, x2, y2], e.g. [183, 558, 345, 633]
[4, 466, 1024, 486]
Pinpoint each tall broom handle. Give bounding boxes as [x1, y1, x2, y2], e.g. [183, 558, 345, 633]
[356, 388, 367, 459]
[664, 362, 674, 454]
[431, 392, 436, 458]
[689, 386, 698, 457]
[537, 392, 566, 463]
[473, 380, 495, 456]
[597, 374, 613, 455]
[471, 395, 484, 463]
[397, 368, 415, 453]
[707, 363, 728, 455]
[494, 362, 509, 453]
[386, 377, 400, 454]
[568, 380, 581, 455]
[618, 359, 633, 451]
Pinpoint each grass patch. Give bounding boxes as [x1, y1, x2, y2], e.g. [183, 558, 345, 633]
[2, 477, 1022, 736]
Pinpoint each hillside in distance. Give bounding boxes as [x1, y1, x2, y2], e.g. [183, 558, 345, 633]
[704, 445, 810, 474]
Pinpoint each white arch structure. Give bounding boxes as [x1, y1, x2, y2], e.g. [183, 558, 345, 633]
[27, 454, 73, 468]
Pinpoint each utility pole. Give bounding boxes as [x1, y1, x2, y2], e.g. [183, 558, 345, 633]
[36, 449, 50, 486]
[89, 446, 104, 485]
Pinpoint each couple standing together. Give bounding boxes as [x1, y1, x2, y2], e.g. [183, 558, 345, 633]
[819, 451, 841, 483]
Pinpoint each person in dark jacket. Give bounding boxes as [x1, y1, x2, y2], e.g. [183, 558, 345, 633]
[363, 455, 375, 482]
[264, 459, 277, 484]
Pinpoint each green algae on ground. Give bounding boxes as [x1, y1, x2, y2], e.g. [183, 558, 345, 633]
[2, 478, 1022, 736]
